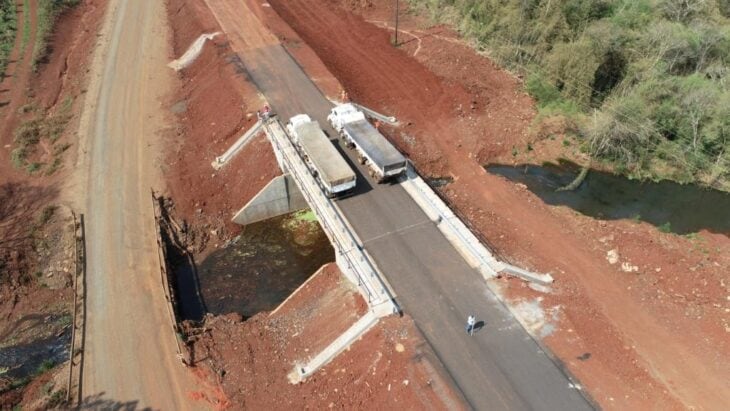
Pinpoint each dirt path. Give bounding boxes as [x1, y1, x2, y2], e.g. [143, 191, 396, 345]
[74, 0, 204, 408]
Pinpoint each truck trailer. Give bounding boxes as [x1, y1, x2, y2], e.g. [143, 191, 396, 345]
[286, 114, 357, 197]
[327, 103, 407, 183]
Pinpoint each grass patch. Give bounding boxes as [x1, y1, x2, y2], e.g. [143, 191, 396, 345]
[45, 155, 62, 175]
[0, 0, 17, 76]
[57, 313, 72, 327]
[12, 97, 74, 172]
[292, 209, 317, 223]
[26, 161, 43, 173]
[658, 222, 673, 234]
[20, 0, 29, 53]
[38, 204, 56, 225]
[47, 388, 66, 407]
[36, 358, 56, 374]
[32, 0, 81, 70]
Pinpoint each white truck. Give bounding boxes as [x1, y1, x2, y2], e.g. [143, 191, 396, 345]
[286, 114, 357, 197]
[327, 103, 407, 183]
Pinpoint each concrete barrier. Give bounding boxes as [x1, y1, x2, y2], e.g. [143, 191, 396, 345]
[399, 166, 553, 285]
[232, 175, 308, 225]
[168, 32, 220, 71]
[212, 120, 263, 169]
[351, 102, 399, 125]
[289, 311, 379, 383]
[262, 119, 399, 314]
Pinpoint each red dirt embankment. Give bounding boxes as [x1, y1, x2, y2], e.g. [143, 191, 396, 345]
[187, 263, 465, 410]
[261, 0, 730, 409]
[165, 0, 280, 252]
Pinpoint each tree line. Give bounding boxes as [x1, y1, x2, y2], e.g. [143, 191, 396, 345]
[410, 0, 730, 190]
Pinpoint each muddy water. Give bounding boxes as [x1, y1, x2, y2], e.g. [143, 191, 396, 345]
[175, 211, 334, 320]
[486, 161, 730, 235]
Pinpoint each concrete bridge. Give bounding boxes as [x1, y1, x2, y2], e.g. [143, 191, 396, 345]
[206, 1, 594, 409]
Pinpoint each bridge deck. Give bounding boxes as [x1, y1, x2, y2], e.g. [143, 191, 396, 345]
[204, 1, 593, 409]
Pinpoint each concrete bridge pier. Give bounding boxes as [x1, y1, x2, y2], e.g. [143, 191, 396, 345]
[232, 174, 308, 225]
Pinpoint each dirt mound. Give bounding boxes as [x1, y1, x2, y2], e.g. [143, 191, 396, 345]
[186, 263, 464, 409]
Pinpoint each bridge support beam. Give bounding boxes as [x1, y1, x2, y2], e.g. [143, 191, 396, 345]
[232, 174, 308, 225]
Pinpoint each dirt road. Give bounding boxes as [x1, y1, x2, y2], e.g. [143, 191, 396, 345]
[75, 0, 202, 408]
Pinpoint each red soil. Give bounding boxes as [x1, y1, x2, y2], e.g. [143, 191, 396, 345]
[0, 0, 106, 182]
[254, 0, 730, 408]
[187, 263, 465, 409]
[0, 0, 106, 315]
[164, 0, 281, 250]
[0, 1, 107, 407]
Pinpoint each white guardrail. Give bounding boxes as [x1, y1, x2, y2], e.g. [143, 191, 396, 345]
[212, 120, 263, 169]
[399, 166, 554, 286]
[263, 119, 399, 316]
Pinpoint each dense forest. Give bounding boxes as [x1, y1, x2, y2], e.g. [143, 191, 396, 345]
[411, 0, 730, 190]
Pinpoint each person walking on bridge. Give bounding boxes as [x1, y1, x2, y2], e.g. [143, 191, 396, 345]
[466, 315, 476, 336]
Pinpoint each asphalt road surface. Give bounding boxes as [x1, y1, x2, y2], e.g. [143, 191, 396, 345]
[78, 0, 200, 408]
[206, 1, 594, 410]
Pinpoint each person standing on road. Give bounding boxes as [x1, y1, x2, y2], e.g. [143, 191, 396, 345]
[466, 315, 476, 336]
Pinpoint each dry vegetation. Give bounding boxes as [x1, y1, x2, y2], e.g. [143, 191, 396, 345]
[411, 0, 730, 190]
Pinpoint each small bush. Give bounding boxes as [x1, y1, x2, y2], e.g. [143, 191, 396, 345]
[36, 359, 56, 374]
[38, 204, 56, 225]
[45, 156, 62, 175]
[11, 147, 27, 168]
[26, 161, 43, 173]
[658, 222, 673, 233]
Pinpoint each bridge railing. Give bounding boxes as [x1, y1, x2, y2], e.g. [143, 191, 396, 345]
[263, 119, 397, 314]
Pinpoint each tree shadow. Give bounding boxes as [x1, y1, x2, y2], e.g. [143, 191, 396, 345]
[0, 182, 60, 252]
[78, 392, 152, 410]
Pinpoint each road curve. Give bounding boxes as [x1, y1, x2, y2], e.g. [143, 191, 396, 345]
[78, 0, 200, 408]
